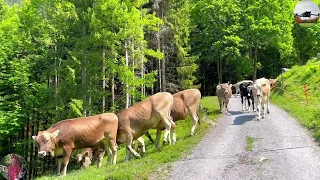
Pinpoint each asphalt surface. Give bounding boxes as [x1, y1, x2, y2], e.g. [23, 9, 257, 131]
[169, 96, 320, 180]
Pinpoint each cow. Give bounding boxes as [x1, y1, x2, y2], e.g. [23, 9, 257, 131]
[233, 80, 254, 97]
[145, 89, 201, 149]
[75, 148, 93, 169]
[239, 82, 255, 112]
[116, 92, 175, 161]
[216, 82, 233, 114]
[74, 141, 106, 169]
[249, 78, 271, 120]
[32, 113, 118, 176]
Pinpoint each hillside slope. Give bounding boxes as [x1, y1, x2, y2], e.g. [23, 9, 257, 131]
[271, 59, 320, 139]
[35, 97, 220, 180]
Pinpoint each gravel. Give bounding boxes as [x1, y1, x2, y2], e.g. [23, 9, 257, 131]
[169, 97, 320, 180]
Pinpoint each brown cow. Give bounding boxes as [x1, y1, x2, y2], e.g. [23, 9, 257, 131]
[75, 148, 93, 169]
[216, 82, 233, 114]
[151, 89, 202, 149]
[32, 113, 118, 176]
[116, 92, 175, 161]
[74, 141, 107, 169]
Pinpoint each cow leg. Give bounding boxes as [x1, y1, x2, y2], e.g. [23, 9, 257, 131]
[145, 131, 154, 144]
[191, 112, 199, 136]
[106, 144, 112, 165]
[247, 97, 251, 111]
[171, 127, 177, 144]
[267, 96, 270, 114]
[125, 134, 141, 160]
[97, 150, 105, 167]
[61, 148, 72, 176]
[251, 97, 255, 112]
[159, 112, 175, 145]
[56, 158, 63, 175]
[241, 95, 244, 111]
[155, 129, 162, 149]
[110, 140, 117, 165]
[218, 98, 222, 112]
[137, 136, 146, 156]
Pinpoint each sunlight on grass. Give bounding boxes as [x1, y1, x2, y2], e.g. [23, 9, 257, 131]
[271, 59, 320, 139]
[35, 96, 221, 180]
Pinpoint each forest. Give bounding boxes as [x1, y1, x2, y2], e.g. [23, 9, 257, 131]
[1, 0, 320, 179]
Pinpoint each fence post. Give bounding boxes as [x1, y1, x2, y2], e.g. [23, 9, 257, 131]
[304, 83, 308, 105]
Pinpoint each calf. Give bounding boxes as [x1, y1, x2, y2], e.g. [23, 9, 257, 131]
[249, 78, 271, 120]
[147, 89, 201, 149]
[75, 141, 107, 169]
[239, 82, 255, 112]
[75, 148, 93, 169]
[216, 82, 233, 114]
[32, 113, 118, 176]
[116, 92, 175, 161]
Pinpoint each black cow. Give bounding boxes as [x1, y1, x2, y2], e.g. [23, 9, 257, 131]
[239, 83, 255, 112]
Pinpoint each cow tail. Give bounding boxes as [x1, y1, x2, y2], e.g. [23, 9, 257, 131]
[197, 97, 201, 125]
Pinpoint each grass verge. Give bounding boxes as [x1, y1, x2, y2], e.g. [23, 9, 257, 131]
[271, 59, 320, 139]
[35, 96, 221, 180]
[245, 136, 255, 152]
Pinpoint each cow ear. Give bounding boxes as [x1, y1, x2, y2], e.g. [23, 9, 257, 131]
[51, 129, 59, 138]
[218, 82, 220, 85]
[84, 151, 89, 157]
[32, 136, 37, 141]
[217, 85, 221, 89]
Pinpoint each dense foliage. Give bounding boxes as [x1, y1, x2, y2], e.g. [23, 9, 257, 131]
[1, 0, 320, 179]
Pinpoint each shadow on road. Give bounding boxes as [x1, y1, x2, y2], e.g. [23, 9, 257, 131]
[233, 115, 256, 125]
[228, 111, 243, 115]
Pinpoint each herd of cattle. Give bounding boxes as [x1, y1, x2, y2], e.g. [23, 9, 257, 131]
[31, 77, 274, 176]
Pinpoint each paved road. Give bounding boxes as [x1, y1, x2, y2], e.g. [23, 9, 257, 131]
[169, 97, 320, 180]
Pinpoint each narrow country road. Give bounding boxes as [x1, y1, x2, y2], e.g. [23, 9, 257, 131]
[169, 96, 320, 180]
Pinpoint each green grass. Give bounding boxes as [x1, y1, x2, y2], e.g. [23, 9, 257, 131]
[35, 96, 221, 180]
[271, 59, 320, 140]
[245, 136, 255, 152]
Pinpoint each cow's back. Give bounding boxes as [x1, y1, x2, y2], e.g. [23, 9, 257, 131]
[117, 92, 173, 141]
[171, 89, 201, 121]
[49, 113, 118, 149]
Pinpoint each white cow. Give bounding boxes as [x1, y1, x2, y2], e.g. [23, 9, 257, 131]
[249, 78, 271, 120]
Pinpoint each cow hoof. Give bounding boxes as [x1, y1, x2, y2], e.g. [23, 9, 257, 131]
[267, 111, 270, 114]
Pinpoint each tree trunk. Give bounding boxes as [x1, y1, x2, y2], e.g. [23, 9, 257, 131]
[157, 23, 162, 92]
[217, 57, 222, 83]
[102, 47, 106, 113]
[125, 40, 130, 109]
[111, 74, 115, 112]
[82, 23, 87, 116]
[141, 48, 145, 98]
[161, 50, 166, 92]
[29, 113, 35, 179]
[253, 43, 258, 81]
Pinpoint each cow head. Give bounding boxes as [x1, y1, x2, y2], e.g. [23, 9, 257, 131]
[249, 82, 266, 99]
[32, 129, 59, 157]
[75, 151, 92, 169]
[216, 82, 232, 98]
